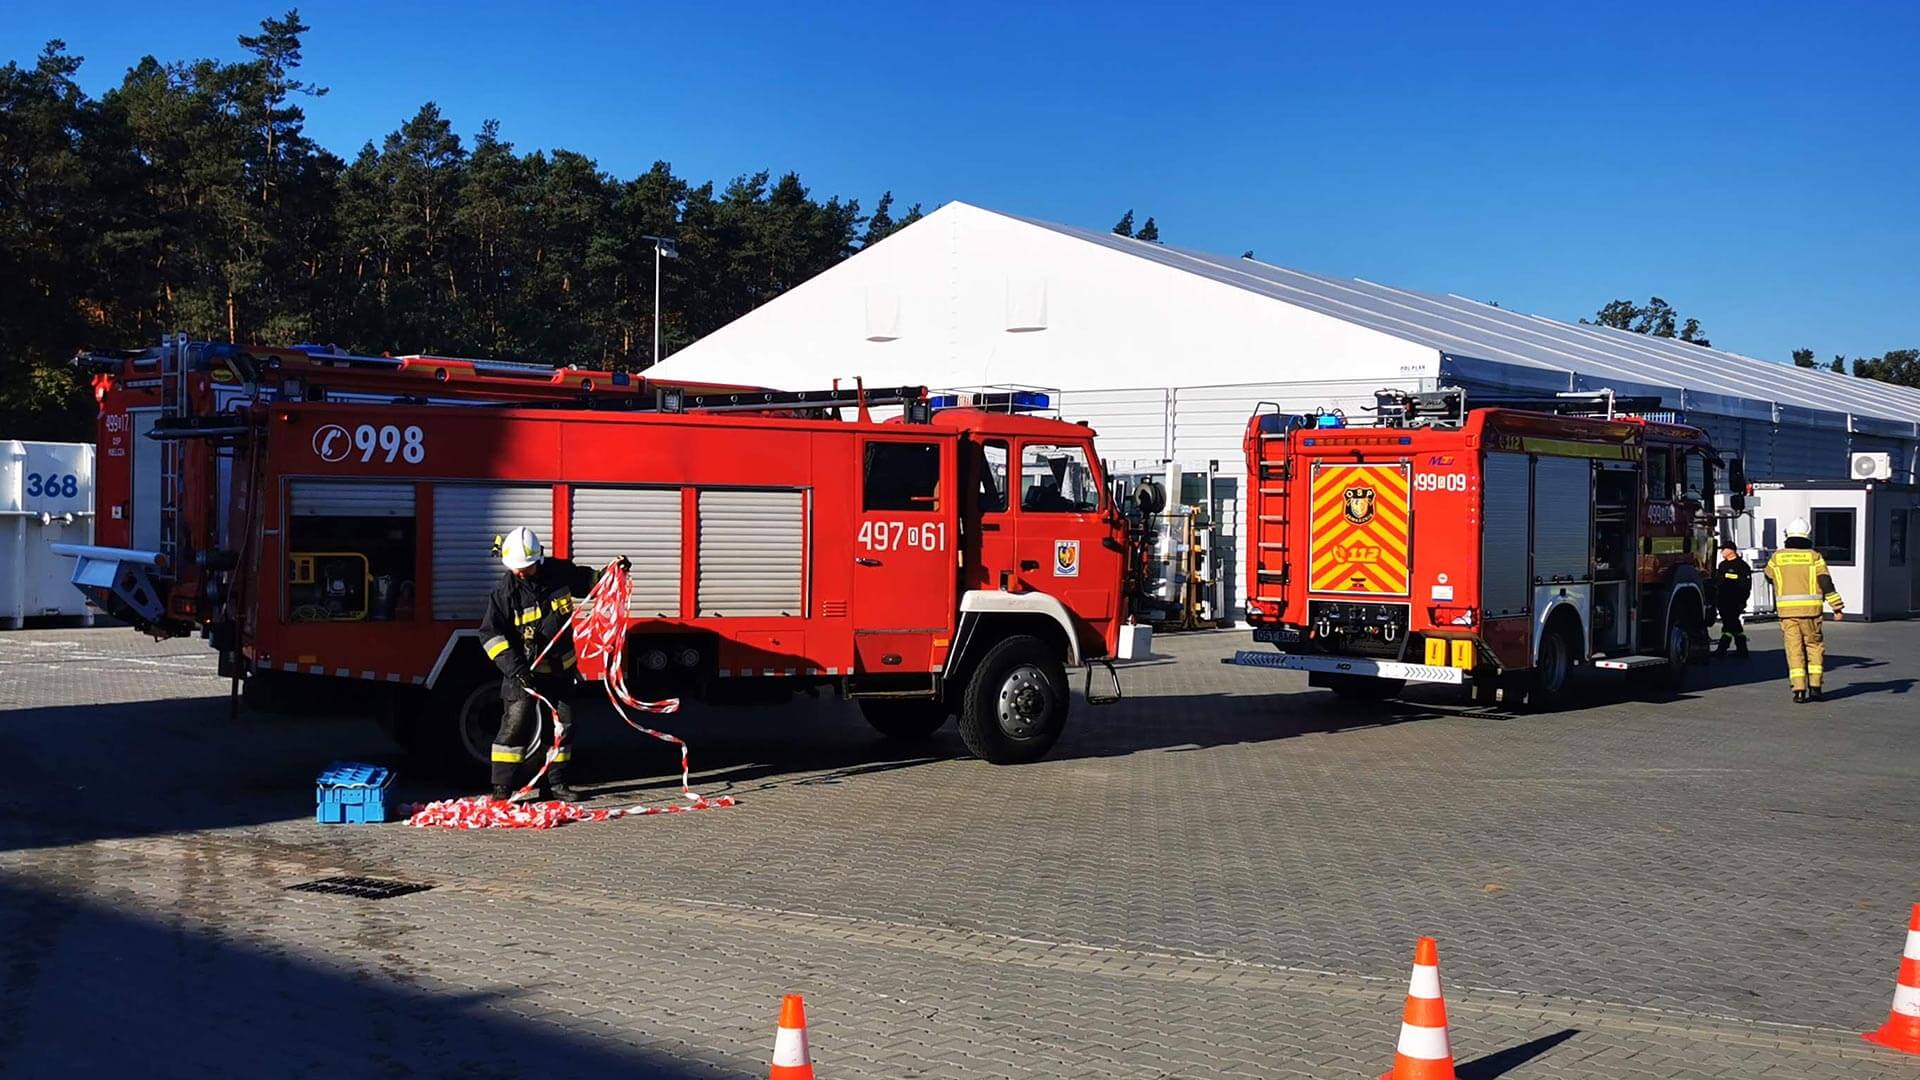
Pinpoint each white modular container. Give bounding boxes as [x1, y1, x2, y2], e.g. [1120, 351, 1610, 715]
[2, 440, 97, 626]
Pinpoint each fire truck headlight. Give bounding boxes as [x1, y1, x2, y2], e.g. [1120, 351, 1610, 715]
[642, 649, 669, 671]
[676, 648, 699, 668]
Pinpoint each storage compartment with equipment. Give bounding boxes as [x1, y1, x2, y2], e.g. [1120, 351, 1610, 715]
[285, 481, 417, 622]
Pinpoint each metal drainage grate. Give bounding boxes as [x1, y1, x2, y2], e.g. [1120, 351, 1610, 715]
[286, 876, 433, 900]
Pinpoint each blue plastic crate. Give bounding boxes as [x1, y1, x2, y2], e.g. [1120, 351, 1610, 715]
[315, 762, 395, 824]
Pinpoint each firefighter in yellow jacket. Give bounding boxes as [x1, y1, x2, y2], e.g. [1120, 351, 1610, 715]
[1764, 518, 1845, 703]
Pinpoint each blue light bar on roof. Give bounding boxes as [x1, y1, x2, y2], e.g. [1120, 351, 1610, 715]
[928, 390, 1052, 412]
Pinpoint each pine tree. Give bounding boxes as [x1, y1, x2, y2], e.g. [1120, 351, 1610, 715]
[1111, 209, 1134, 237]
[1791, 348, 1815, 368]
[1134, 216, 1160, 243]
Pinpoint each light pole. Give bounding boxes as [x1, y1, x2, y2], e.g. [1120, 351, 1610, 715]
[641, 235, 679, 368]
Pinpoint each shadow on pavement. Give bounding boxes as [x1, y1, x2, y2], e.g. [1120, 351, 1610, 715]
[0, 878, 722, 1077]
[1458, 1028, 1579, 1078]
[1819, 678, 1915, 700]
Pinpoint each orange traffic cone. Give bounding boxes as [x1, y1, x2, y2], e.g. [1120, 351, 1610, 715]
[1864, 903, 1920, 1055]
[770, 994, 815, 1079]
[1381, 936, 1457, 1080]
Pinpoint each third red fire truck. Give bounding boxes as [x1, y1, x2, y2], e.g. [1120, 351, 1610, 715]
[1231, 388, 1746, 705]
[64, 339, 1126, 776]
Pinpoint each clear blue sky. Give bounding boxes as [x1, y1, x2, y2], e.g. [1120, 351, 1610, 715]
[12, 1, 1917, 363]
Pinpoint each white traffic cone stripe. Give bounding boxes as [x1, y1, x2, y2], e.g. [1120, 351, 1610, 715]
[773, 1026, 810, 1067]
[1893, 983, 1920, 1018]
[1903, 929, 1920, 959]
[1396, 1022, 1451, 1060]
[1407, 963, 1441, 999]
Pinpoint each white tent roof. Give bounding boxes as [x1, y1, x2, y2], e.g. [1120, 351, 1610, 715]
[654, 202, 1919, 435]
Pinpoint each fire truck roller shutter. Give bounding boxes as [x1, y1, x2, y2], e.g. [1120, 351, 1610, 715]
[569, 487, 683, 617]
[697, 489, 805, 617]
[1531, 457, 1593, 584]
[1479, 453, 1531, 619]
[431, 484, 554, 620]
[290, 481, 415, 518]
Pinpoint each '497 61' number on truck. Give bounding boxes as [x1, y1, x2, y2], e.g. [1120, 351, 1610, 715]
[858, 520, 947, 551]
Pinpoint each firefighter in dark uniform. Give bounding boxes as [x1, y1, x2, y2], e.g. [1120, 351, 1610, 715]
[479, 526, 609, 802]
[1712, 542, 1752, 657]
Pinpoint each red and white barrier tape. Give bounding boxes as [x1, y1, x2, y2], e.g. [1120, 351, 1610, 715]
[408, 560, 735, 829]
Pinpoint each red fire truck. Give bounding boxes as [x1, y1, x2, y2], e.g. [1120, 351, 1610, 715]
[1230, 389, 1746, 706]
[62, 339, 1126, 774]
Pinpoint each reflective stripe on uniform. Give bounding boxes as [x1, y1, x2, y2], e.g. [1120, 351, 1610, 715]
[515, 605, 545, 626]
[550, 747, 572, 764]
[1824, 593, 1844, 606]
[1773, 551, 1815, 564]
[483, 635, 512, 659]
[490, 744, 525, 763]
[1808, 665, 1824, 675]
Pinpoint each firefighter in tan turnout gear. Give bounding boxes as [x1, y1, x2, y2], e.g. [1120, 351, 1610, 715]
[479, 527, 620, 801]
[1764, 518, 1845, 703]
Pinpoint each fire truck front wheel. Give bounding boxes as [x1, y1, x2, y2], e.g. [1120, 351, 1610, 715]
[859, 699, 952, 741]
[958, 635, 1069, 765]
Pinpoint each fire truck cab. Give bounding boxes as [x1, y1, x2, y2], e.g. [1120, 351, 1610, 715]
[63, 340, 1126, 775]
[1230, 388, 1744, 707]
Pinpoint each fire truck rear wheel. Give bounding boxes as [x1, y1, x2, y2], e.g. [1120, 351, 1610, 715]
[859, 699, 952, 741]
[958, 635, 1069, 765]
[1528, 626, 1577, 709]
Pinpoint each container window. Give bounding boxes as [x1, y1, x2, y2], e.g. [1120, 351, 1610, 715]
[1812, 508, 1856, 565]
[863, 441, 941, 512]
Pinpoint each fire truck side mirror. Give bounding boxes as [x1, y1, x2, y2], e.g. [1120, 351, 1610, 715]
[1725, 455, 1747, 513]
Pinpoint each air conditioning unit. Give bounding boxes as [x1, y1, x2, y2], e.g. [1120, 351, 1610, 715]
[1851, 452, 1893, 480]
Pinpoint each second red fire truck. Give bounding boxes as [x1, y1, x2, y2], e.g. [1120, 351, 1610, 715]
[64, 339, 1126, 776]
[1232, 388, 1744, 706]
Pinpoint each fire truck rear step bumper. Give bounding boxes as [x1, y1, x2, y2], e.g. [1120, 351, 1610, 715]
[1591, 655, 1669, 670]
[1225, 650, 1464, 685]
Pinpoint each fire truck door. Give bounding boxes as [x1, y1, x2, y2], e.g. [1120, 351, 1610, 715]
[852, 436, 954, 674]
[1011, 440, 1119, 644]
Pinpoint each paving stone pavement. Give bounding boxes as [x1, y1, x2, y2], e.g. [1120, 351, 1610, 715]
[1, 619, 1917, 1078]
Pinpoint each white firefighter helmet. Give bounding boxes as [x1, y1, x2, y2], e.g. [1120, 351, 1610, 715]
[499, 526, 544, 570]
[1785, 517, 1811, 541]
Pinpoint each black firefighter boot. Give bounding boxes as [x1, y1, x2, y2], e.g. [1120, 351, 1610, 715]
[1808, 685, 1823, 702]
[1736, 637, 1749, 658]
[545, 767, 580, 803]
[1715, 636, 1731, 656]
[1793, 689, 1808, 704]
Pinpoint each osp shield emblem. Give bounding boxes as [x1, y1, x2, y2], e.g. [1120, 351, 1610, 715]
[1053, 539, 1081, 577]
[312, 424, 351, 462]
[1343, 485, 1377, 525]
